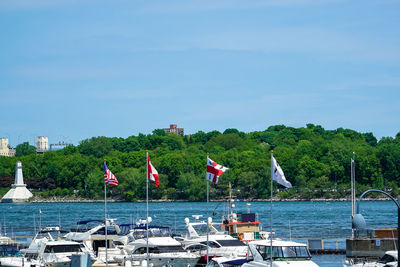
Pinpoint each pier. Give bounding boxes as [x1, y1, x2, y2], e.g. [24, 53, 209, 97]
[291, 238, 346, 255]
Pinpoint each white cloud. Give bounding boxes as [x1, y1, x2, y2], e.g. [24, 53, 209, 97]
[186, 27, 400, 62]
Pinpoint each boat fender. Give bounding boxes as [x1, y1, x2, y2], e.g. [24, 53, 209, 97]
[238, 232, 244, 240]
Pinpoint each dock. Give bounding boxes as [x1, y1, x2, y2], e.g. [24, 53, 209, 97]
[291, 238, 346, 255]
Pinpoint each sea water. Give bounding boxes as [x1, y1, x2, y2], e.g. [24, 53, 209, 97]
[0, 201, 397, 267]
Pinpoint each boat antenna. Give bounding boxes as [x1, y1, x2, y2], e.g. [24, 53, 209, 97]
[39, 209, 42, 231]
[174, 215, 177, 235]
[58, 210, 61, 229]
[229, 183, 233, 219]
[246, 203, 251, 214]
[33, 213, 36, 234]
[289, 220, 292, 241]
[3, 215, 6, 236]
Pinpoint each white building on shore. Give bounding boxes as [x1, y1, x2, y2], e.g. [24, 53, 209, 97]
[0, 138, 16, 157]
[1, 161, 33, 203]
[36, 136, 48, 153]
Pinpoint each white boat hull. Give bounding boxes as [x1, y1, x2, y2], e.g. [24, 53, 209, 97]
[126, 253, 199, 267]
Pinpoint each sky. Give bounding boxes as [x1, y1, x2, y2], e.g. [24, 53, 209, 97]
[1, 0, 399, 146]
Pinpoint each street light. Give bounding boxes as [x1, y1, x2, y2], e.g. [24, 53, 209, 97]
[352, 189, 400, 266]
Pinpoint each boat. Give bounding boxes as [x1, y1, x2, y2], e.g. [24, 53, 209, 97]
[343, 250, 398, 267]
[241, 239, 319, 267]
[0, 235, 23, 266]
[220, 184, 269, 243]
[1, 226, 94, 267]
[181, 216, 247, 265]
[65, 219, 123, 257]
[205, 256, 247, 267]
[121, 223, 200, 267]
[65, 219, 134, 266]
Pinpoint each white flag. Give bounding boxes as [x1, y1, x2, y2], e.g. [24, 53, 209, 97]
[271, 156, 292, 188]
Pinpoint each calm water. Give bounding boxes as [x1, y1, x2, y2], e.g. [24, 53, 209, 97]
[0, 201, 397, 267]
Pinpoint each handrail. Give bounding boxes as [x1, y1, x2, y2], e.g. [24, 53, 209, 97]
[356, 189, 400, 214]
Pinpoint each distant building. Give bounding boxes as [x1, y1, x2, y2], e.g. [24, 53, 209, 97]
[164, 124, 184, 135]
[36, 136, 48, 153]
[50, 141, 70, 151]
[0, 138, 15, 157]
[1, 161, 33, 203]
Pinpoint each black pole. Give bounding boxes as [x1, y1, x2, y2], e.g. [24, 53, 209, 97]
[397, 207, 399, 267]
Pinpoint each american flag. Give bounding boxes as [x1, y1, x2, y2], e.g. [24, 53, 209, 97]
[104, 162, 118, 186]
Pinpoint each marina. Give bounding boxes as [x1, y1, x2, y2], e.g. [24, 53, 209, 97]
[0, 200, 397, 267]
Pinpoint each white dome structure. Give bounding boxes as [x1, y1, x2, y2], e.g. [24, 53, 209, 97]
[1, 161, 33, 203]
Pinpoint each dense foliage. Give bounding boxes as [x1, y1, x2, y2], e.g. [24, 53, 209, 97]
[1, 125, 399, 201]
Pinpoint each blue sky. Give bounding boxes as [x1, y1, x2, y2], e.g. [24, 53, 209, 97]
[1, 0, 399, 146]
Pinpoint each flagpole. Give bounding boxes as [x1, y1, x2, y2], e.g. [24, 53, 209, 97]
[270, 152, 273, 267]
[104, 160, 108, 267]
[351, 152, 355, 238]
[206, 153, 209, 265]
[146, 151, 149, 267]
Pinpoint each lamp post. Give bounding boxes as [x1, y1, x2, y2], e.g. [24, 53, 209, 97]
[352, 189, 399, 266]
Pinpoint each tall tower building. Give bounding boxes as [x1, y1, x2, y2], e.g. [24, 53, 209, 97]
[0, 138, 9, 156]
[36, 136, 48, 153]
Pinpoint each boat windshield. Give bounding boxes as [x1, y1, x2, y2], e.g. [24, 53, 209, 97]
[216, 240, 246, 247]
[255, 245, 311, 260]
[378, 254, 396, 264]
[133, 245, 185, 254]
[208, 260, 246, 267]
[131, 228, 171, 239]
[44, 244, 83, 253]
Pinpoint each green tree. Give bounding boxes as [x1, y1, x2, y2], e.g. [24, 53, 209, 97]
[78, 136, 113, 158]
[16, 142, 36, 157]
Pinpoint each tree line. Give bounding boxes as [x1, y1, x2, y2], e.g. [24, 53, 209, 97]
[0, 124, 399, 201]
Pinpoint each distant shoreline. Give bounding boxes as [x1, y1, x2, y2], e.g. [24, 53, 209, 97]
[28, 196, 394, 203]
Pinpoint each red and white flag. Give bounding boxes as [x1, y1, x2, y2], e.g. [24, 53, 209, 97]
[206, 157, 228, 184]
[104, 162, 118, 186]
[147, 156, 159, 187]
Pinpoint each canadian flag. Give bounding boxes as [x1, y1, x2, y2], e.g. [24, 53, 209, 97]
[206, 157, 228, 184]
[147, 156, 159, 187]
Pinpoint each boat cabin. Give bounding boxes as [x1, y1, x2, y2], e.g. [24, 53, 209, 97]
[221, 212, 266, 242]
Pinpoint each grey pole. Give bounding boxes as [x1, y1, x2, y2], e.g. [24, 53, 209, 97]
[355, 189, 399, 267]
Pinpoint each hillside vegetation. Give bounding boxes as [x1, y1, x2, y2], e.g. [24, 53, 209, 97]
[0, 124, 399, 201]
